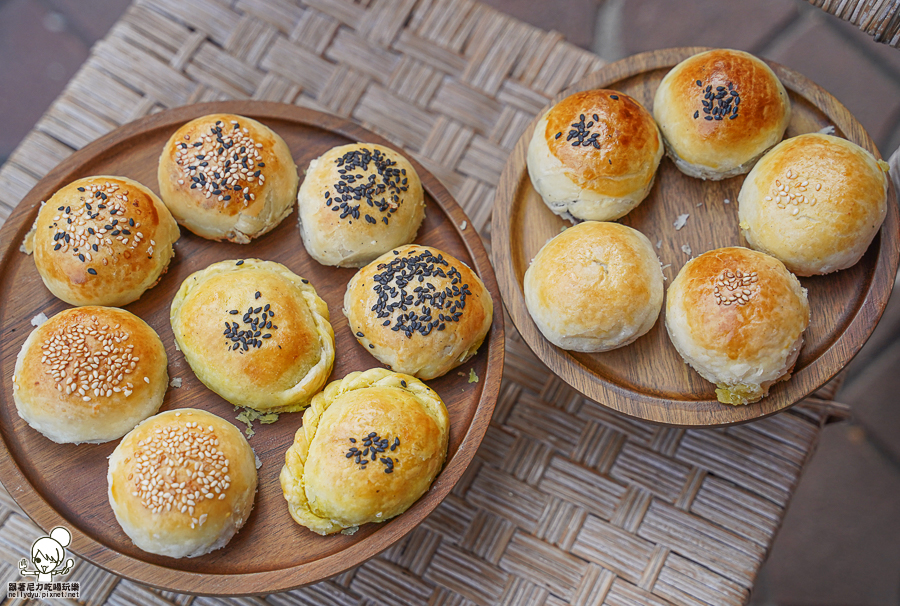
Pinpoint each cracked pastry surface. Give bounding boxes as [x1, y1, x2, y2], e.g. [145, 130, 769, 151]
[280, 368, 449, 535]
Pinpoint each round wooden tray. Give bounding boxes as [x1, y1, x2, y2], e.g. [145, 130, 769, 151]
[0, 102, 504, 594]
[492, 47, 898, 427]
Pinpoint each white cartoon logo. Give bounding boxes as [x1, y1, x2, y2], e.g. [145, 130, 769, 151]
[18, 527, 74, 583]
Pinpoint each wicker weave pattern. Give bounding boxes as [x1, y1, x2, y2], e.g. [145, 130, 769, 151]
[808, 0, 900, 47]
[0, 1, 840, 604]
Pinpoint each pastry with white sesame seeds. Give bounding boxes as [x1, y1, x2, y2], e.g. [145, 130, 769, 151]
[738, 133, 889, 276]
[13, 306, 168, 444]
[297, 143, 425, 267]
[665, 247, 810, 406]
[108, 408, 257, 558]
[526, 89, 663, 222]
[170, 259, 335, 412]
[280, 368, 448, 535]
[158, 114, 299, 243]
[654, 49, 791, 180]
[343, 245, 493, 380]
[27, 175, 180, 307]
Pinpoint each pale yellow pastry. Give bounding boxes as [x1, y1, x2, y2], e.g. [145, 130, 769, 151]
[108, 408, 257, 558]
[158, 114, 298, 243]
[13, 306, 167, 444]
[297, 143, 425, 267]
[524, 221, 664, 351]
[343, 245, 493, 380]
[738, 133, 889, 276]
[170, 259, 334, 412]
[29, 175, 179, 307]
[280, 368, 449, 535]
[654, 49, 791, 180]
[527, 89, 663, 221]
[665, 247, 810, 405]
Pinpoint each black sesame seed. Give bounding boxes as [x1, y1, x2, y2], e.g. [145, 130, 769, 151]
[87, 268, 97, 275]
[236, 260, 244, 265]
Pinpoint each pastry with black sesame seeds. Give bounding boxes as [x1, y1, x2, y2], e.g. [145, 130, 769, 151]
[343, 244, 493, 380]
[13, 306, 167, 444]
[170, 259, 335, 412]
[297, 143, 425, 267]
[653, 49, 791, 180]
[26, 175, 180, 307]
[280, 368, 449, 535]
[526, 89, 663, 221]
[158, 114, 299, 243]
[108, 408, 257, 558]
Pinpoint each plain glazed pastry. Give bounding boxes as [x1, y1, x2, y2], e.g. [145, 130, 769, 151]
[653, 49, 791, 180]
[280, 368, 449, 535]
[526, 89, 663, 221]
[29, 175, 179, 307]
[170, 259, 334, 412]
[343, 245, 493, 380]
[738, 133, 889, 276]
[297, 143, 425, 267]
[524, 221, 664, 352]
[158, 114, 298, 243]
[12, 307, 167, 444]
[665, 247, 810, 405]
[108, 408, 257, 558]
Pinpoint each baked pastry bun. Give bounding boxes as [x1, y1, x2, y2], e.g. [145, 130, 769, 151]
[524, 221, 664, 352]
[158, 114, 298, 243]
[343, 245, 493, 380]
[527, 89, 663, 221]
[29, 175, 179, 306]
[298, 143, 425, 267]
[280, 368, 449, 535]
[13, 306, 167, 444]
[170, 259, 334, 412]
[738, 133, 889, 276]
[665, 247, 810, 405]
[653, 49, 791, 180]
[108, 408, 257, 558]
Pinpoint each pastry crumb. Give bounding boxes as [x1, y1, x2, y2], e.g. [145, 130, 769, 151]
[674, 214, 689, 230]
[656, 240, 662, 249]
[724, 198, 730, 204]
[235, 406, 280, 438]
[460, 220, 467, 230]
[254, 452, 262, 470]
[170, 377, 182, 388]
[468, 368, 479, 383]
[30, 312, 48, 327]
[818, 125, 835, 135]
[681, 244, 692, 256]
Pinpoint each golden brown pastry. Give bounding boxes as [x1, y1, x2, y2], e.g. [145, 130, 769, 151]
[13, 306, 167, 444]
[297, 143, 425, 267]
[524, 221, 664, 351]
[738, 133, 889, 276]
[653, 49, 791, 180]
[665, 247, 810, 405]
[343, 245, 493, 380]
[280, 368, 449, 535]
[527, 89, 663, 221]
[29, 175, 179, 307]
[108, 408, 257, 558]
[158, 114, 298, 243]
[170, 259, 334, 412]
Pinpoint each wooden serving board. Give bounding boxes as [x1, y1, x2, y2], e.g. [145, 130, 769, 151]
[492, 47, 898, 427]
[0, 102, 504, 594]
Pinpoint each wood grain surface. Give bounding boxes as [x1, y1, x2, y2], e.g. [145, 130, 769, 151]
[492, 48, 898, 427]
[0, 102, 504, 594]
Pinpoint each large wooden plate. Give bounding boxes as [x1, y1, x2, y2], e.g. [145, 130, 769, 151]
[492, 48, 898, 427]
[0, 102, 504, 594]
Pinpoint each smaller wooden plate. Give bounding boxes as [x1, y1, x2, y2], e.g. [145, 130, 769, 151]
[492, 48, 899, 427]
[0, 102, 504, 594]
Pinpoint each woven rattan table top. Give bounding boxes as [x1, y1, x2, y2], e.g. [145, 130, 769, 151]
[808, 0, 900, 47]
[0, 1, 853, 604]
